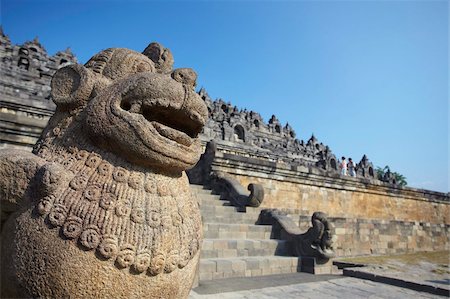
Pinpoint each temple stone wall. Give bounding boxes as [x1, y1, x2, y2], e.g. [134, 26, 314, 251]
[0, 29, 76, 150]
[299, 216, 449, 257]
[209, 150, 449, 256]
[232, 173, 448, 224]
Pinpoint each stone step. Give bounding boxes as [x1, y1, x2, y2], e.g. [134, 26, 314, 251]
[190, 185, 215, 195]
[195, 189, 216, 195]
[199, 256, 300, 281]
[203, 223, 272, 239]
[201, 239, 289, 258]
[195, 193, 234, 207]
[195, 193, 221, 201]
[201, 212, 259, 224]
[200, 204, 261, 216]
[192, 184, 301, 281]
[190, 184, 207, 190]
[193, 186, 267, 215]
[197, 198, 232, 207]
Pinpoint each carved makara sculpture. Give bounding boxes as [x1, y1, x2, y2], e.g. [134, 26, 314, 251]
[0, 43, 208, 298]
[298, 212, 335, 259]
[258, 210, 335, 260]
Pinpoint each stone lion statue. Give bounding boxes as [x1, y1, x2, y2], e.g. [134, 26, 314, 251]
[0, 42, 207, 298]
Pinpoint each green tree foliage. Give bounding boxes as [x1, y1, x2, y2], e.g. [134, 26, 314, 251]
[375, 166, 386, 180]
[376, 165, 407, 186]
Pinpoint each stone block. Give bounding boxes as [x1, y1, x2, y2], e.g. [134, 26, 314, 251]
[247, 248, 261, 256]
[247, 231, 263, 239]
[231, 259, 246, 272]
[259, 258, 271, 270]
[216, 260, 233, 273]
[221, 249, 237, 258]
[223, 271, 235, 278]
[201, 240, 213, 251]
[199, 272, 213, 281]
[271, 267, 282, 275]
[279, 258, 292, 268]
[204, 230, 219, 238]
[335, 228, 346, 235]
[252, 240, 262, 249]
[301, 257, 335, 275]
[213, 240, 229, 250]
[261, 267, 272, 275]
[237, 249, 249, 256]
[200, 260, 216, 273]
[201, 250, 217, 259]
[238, 240, 254, 250]
[212, 272, 224, 280]
[244, 258, 260, 270]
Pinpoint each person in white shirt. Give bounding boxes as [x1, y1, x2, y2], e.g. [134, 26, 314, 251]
[348, 157, 356, 177]
[340, 156, 347, 176]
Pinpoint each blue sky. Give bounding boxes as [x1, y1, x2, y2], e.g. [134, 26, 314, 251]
[1, 0, 448, 192]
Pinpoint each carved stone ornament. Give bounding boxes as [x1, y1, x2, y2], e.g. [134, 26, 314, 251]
[210, 171, 264, 211]
[0, 42, 208, 299]
[258, 210, 335, 260]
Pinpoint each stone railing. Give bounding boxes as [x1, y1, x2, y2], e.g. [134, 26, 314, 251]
[209, 171, 264, 212]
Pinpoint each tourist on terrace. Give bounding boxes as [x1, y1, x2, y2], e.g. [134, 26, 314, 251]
[348, 158, 356, 177]
[340, 156, 347, 176]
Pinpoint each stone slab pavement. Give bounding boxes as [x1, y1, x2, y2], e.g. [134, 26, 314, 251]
[343, 266, 449, 296]
[350, 262, 448, 289]
[189, 273, 445, 299]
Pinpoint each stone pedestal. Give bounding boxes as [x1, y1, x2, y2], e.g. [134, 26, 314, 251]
[300, 257, 340, 275]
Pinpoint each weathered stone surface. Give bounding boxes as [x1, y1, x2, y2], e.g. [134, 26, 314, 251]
[1, 43, 208, 298]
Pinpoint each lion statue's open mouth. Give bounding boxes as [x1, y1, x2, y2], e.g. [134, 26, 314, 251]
[85, 70, 207, 173]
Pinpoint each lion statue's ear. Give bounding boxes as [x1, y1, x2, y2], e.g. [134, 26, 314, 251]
[51, 64, 95, 110]
[142, 42, 174, 74]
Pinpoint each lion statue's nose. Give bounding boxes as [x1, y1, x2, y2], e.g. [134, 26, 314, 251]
[171, 68, 197, 88]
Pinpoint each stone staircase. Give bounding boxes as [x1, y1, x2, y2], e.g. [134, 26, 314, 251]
[191, 184, 301, 281]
